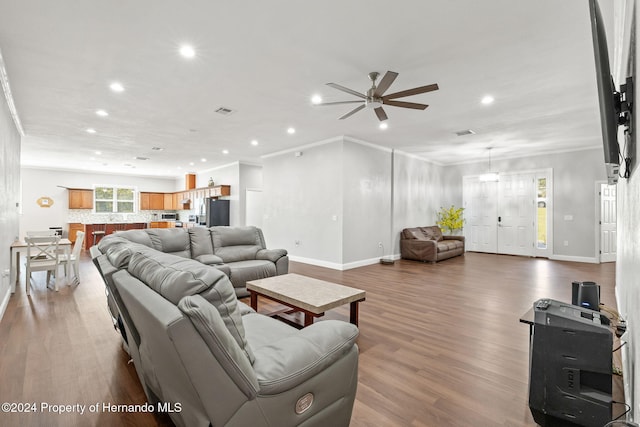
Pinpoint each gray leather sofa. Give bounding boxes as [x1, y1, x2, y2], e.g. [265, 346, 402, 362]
[96, 226, 288, 297]
[91, 237, 359, 427]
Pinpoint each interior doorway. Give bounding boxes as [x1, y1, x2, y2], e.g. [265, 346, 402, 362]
[598, 182, 617, 263]
[245, 188, 264, 228]
[463, 169, 552, 258]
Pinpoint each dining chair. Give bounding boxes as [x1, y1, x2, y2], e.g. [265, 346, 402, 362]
[59, 231, 84, 285]
[25, 235, 61, 295]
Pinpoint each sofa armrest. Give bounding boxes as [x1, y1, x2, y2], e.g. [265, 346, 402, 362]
[400, 239, 437, 262]
[256, 248, 287, 263]
[252, 320, 359, 395]
[195, 254, 225, 265]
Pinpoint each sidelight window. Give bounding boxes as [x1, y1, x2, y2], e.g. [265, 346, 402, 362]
[537, 178, 547, 249]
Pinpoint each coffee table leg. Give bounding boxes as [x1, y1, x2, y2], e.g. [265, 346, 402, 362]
[304, 313, 314, 327]
[250, 291, 258, 311]
[350, 301, 359, 326]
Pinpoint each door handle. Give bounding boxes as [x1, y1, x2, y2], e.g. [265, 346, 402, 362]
[498, 216, 501, 222]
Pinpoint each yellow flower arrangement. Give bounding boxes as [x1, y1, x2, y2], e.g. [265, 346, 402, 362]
[436, 205, 465, 234]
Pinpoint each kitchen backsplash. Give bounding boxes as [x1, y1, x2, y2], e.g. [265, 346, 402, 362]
[68, 209, 195, 223]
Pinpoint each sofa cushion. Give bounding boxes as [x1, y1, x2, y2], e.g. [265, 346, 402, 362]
[178, 295, 259, 397]
[437, 240, 464, 252]
[227, 260, 277, 289]
[127, 250, 255, 363]
[420, 226, 443, 241]
[110, 230, 154, 247]
[189, 227, 215, 259]
[211, 227, 264, 262]
[146, 228, 191, 258]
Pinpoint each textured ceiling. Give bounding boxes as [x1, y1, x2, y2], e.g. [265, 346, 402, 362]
[0, 0, 612, 177]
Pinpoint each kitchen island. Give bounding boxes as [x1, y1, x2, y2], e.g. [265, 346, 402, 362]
[81, 222, 146, 249]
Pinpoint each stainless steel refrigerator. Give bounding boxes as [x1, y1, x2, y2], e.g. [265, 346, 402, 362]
[205, 199, 230, 227]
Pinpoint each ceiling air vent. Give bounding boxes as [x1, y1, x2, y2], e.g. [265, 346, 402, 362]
[215, 106, 235, 116]
[454, 129, 476, 136]
[135, 156, 150, 160]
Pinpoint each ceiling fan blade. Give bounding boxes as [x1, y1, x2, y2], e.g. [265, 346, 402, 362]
[373, 71, 399, 97]
[383, 83, 439, 100]
[326, 83, 367, 99]
[339, 104, 365, 120]
[383, 100, 429, 110]
[374, 107, 388, 121]
[315, 100, 364, 106]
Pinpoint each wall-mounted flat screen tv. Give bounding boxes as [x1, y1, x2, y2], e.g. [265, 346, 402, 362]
[588, 0, 620, 185]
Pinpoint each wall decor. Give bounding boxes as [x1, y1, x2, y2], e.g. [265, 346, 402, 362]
[36, 196, 54, 208]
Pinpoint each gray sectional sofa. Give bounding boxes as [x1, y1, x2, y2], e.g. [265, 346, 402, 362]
[97, 226, 289, 297]
[91, 227, 360, 427]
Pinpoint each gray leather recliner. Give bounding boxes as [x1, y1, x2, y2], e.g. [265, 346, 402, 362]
[106, 246, 359, 426]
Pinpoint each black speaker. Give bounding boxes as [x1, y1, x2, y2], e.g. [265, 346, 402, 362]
[572, 281, 600, 311]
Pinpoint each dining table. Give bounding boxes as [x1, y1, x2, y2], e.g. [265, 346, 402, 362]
[9, 238, 72, 293]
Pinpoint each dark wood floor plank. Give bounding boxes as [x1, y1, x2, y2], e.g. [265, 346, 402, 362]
[0, 251, 619, 426]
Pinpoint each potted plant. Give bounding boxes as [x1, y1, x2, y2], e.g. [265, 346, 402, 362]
[436, 205, 465, 235]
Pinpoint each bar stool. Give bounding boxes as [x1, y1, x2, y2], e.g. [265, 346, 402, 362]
[91, 224, 106, 246]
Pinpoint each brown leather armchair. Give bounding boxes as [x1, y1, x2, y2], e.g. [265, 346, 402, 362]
[400, 226, 465, 263]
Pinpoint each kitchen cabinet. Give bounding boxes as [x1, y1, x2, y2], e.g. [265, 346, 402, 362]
[164, 193, 175, 210]
[68, 189, 93, 209]
[68, 223, 84, 243]
[140, 192, 165, 210]
[149, 221, 174, 228]
[83, 222, 146, 250]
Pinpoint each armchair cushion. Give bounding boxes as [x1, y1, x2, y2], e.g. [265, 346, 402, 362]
[420, 226, 444, 241]
[248, 318, 359, 395]
[256, 248, 287, 263]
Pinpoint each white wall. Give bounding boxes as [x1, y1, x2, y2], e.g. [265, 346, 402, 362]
[342, 140, 392, 264]
[239, 163, 263, 227]
[263, 138, 344, 266]
[440, 148, 606, 259]
[614, 0, 639, 418]
[392, 151, 445, 255]
[0, 87, 21, 320]
[19, 167, 176, 238]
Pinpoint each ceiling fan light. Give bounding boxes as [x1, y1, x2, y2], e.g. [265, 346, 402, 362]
[311, 94, 322, 104]
[379, 122, 388, 130]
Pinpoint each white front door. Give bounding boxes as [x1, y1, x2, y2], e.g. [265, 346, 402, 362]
[599, 183, 617, 262]
[497, 173, 536, 256]
[463, 176, 498, 253]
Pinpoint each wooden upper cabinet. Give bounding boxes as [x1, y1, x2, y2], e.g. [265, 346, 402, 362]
[69, 189, 93, 209]
[164, 193, 175, 210]
[140, 192, 165, 210]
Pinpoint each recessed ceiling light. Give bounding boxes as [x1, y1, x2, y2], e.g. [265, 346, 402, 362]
[287, 127, 296, 134]
[251, 140, 259, 146]
[189, 162, 195, 166]
[222, 149, 229, 154]
[96, 109, 108, 117]
[481, 95, 494, 105]
[95, 151, 102, 155]
[89, 157, 95, 161]
[200, 158, 207, 162]
[110, 82, 124, 93]
[379, 122, 388, 130]
[311, 94, 322, 104]
[179, 44, 196, 59]
[86, 128, 96, 134]
[177, 166, 182, 169]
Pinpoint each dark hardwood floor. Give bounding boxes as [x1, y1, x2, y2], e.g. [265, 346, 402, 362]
[0, 251, 620, 426]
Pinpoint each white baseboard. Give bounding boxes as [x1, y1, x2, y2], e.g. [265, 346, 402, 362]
[548, 255, 599, 264]
[289, 254, 401, 271]
[0, 288, 9, 323]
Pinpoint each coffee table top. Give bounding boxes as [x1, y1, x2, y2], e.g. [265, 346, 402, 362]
[246, 273, 366, 314]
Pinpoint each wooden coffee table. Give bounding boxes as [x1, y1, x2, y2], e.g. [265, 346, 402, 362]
[247, 273, 366, 327]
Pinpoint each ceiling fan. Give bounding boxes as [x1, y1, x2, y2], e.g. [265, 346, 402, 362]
[315, 71, 439, 121]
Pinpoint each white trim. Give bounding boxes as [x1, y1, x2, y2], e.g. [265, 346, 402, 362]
[0, 48, 24, 136]
[448, 146, 601, 166]
[197, 161, 241, 174]
[0, 286, 9, 323]
[20, 164, 180, 180]
[343, 136, 392, 153]
[261, 136, 343, 159]
[289, 254, 401, 271]
[548, 255, 599, 264]
[393, 149, 443, 166]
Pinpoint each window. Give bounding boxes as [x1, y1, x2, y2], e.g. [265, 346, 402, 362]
[536, 178, 547, 249]
[94, 186, 135, 213]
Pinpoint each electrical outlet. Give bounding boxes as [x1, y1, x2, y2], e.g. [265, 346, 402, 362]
[378, 242, 383, 248]
[294, 240, 300, 247]
[563, 240, 569, 246]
